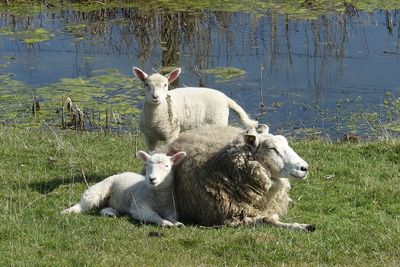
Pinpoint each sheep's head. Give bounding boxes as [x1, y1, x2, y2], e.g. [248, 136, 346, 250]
[137, 151, 186, 187]
[132, 67, 181, 105]
[244, 126, 309, 180]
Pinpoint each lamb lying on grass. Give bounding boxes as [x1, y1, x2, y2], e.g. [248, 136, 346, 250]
[133, 67, 259, 151]
[61, 151, 186, 227]
[158, 125, 315, 231]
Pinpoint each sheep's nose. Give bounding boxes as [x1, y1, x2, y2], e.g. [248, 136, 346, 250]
[149, 176, 156, 183]
[299, 162, 309, 173]
[152, 95, 160, 102]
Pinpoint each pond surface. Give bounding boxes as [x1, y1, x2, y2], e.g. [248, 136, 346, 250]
[0, 1, 399, 139]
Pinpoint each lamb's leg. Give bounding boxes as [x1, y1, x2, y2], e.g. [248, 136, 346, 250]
[129, 207, 175, 227]
[61, 203, 85, 214]
[100, 207, 119, 218]
[260, 216, 316, 232]
[61, 178, 112, 215]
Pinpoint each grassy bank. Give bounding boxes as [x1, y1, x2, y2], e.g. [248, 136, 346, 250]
[0, 126, 399, 266]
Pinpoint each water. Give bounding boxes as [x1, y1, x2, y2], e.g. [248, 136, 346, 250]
[0, 4, 399, 139]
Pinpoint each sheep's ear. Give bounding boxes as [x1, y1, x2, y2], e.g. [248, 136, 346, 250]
[244, 134, 259, 148]
[165, 68, 181, 83]
[132, 67, 148, 83]
[257, 124, 269, 134]
[244, 128, 259, 148]
[137, 150, 151, 162]
[170, 151, 186, 165]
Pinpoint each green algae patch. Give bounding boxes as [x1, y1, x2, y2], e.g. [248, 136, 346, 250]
[1, 1, 400, 20]
[35, 69, 143, 125]
[0, 73, 33, 123]
[0, 28, 14, 36]
[0, 2, 45, 16]
[200, 67, 246, 82]
[66, 0, 400, 18]
[64, 23, 87, 41]
[0, 69, 143, 128]
[15, 28, 54, 45]
[65, 23, 87, 33]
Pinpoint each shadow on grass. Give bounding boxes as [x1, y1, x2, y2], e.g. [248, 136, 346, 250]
[28, 174, 108, 194]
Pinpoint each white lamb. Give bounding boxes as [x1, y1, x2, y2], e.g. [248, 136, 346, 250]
[61, 151, 187, 227]
[133, 67, 259, 151]
[157, 125, 316, 231]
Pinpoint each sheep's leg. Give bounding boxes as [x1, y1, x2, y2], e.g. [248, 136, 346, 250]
[100, 207, 119, 218]
[144, 136, 156, 152]
[166, 217, 185, 227]
[260, 216, 316, 232]
[165, 213, 185, 227]
[168, 128, 180, 144]
[129, 207, 175, 227]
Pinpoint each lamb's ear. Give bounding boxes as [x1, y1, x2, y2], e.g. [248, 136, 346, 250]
[132, 67, 148, 83]
[165, 68, 181, 83]
[244, 128, 259, 148]
[137, 150, 151, 162]
[257, 124, 269, 134]
[170, 151, 186, 165]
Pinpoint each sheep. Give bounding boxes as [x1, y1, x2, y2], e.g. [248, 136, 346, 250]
[133, 67, 259, 151]
[157, 125, 316, 231]
[61, 151, 187, 227]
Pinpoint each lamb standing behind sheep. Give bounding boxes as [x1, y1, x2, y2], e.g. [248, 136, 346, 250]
[133, 67, 258, 151]
[158, 126, 315, 231]
[61, 151, 186, 227]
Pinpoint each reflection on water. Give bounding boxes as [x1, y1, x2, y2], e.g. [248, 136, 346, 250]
[0, 5, 399, 138]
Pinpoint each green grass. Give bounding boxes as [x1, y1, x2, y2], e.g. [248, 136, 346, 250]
[0, 126, 399, 266]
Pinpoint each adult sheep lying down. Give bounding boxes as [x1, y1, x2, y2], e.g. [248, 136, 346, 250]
[158, 125, 316, 231]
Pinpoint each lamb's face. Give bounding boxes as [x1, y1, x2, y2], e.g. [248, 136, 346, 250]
[132, 67, 181, 105]
[245, 128, 309, 179]
[136, 150, 186, 188]
[145, 154, 174, 187]
[142, 73, 168, 104]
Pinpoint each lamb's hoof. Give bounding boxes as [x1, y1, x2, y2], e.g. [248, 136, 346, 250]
[305, 224, 316, 232]
[161, 221, 175, 227]
[61, 206, 80, 214]
[175, 222, 185, 228]
[60, 209, 69, 215]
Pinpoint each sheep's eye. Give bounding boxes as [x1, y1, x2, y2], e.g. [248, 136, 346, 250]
[165, 164, 170, 168]
[268, 147, 279, 153]
[164, 83, 167, 87]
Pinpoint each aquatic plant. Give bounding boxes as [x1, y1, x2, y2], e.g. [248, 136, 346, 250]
[15, 28, 54, 44]
[0, 28, 13, 36]
[64, 23, 87, 41]
[1, 0, 400, 18]
[200, 67, 246, 82]
[35, 69, 143, 127]
[0, 68, 143, 130]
